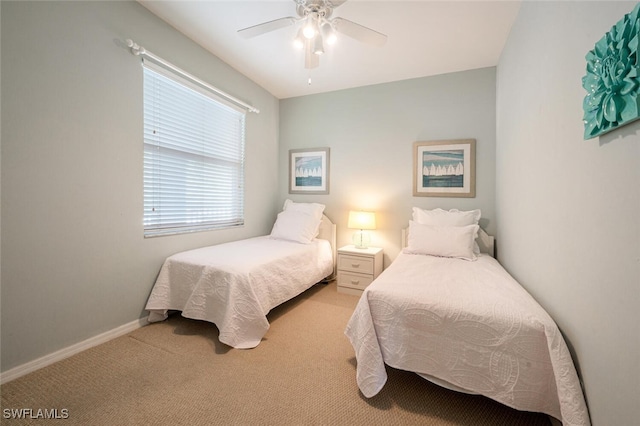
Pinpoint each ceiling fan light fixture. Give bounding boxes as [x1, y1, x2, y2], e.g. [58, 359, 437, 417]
[302, 15, 318, 39]
[293, 28, 305, 49]
[321, 21, 337, 45]
[312, 34, 325, 55]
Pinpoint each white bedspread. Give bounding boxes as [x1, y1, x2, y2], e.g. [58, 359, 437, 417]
[345, 253, 590, 425]
[146, 236, 333, 349]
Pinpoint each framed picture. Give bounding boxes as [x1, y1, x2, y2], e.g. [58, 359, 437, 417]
[413, 139, 476, 198]
[289, 147, 330, 194]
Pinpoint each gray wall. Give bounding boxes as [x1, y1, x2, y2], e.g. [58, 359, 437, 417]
[1, 1, 280, 372]
[496, 2, 640, 424]
[279, 68, 497, 264]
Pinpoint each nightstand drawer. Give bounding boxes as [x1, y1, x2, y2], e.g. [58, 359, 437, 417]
[338, 254, 374, 274]
[338, 271, 374, 291]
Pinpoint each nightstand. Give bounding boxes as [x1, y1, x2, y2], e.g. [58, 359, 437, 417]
[336, 245, 383, 296]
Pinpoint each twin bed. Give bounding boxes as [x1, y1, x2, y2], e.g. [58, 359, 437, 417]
[146, 203, 589, 425]
[146, 200, 335, 349]
[345, 208, 590, 425]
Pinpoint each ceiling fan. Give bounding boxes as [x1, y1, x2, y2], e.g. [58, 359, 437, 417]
[237, 0, 387, 69]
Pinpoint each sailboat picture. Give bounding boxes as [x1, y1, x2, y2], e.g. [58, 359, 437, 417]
[422, 150, 464, 188]
[289, 147, 330, 194]
[295, 156, 323, 187]
[413, 139, 476, 198]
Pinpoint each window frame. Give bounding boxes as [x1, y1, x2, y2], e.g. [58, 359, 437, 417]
[142, 60, 246, 237]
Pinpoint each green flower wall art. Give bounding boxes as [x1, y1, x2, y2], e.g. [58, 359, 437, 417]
[582, 3, 640, 139]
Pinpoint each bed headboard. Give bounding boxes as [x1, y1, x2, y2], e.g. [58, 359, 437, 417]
[401, 226, 495, 258]
[318, 214, 337, 271]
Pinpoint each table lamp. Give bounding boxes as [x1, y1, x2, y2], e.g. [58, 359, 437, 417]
[348, 211, 376, 249]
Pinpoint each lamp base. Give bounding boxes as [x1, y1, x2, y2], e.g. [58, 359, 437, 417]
[352, 230, 371, 249]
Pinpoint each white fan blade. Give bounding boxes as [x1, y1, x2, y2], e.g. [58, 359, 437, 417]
[326, 0, 348, 8]
[238, 17, 297, 39]
[332, 17, 387, 47]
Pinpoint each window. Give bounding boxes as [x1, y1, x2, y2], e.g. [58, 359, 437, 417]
[143, 62, 246, 237]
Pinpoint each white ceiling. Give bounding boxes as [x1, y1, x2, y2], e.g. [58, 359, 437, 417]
[138, 1, 521, 99]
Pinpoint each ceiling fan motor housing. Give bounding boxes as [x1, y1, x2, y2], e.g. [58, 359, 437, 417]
[297, 1, 333, 20]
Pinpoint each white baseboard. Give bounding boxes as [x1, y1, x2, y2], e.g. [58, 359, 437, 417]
[1, 316, 149, 385]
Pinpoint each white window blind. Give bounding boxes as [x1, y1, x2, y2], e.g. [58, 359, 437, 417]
[143, 61, 246, 237]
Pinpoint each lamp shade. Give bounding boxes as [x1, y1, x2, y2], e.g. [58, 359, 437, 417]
[347, 211, 376, 230]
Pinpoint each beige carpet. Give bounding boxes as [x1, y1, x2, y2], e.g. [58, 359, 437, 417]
[1, 281, 550, 425]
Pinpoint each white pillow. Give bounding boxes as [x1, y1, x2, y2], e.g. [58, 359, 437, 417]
[270, 210, 320, 244]
[283, 199, 325, 221]
[412, 207, 481, 255]
[404, 221, 479, 261]
[412, 207, 481, 226]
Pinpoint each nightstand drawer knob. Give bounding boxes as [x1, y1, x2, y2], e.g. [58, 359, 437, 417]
[351, 263, 360, 267]
[351, 279, 360, 285]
